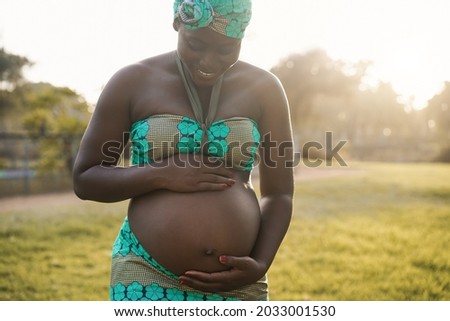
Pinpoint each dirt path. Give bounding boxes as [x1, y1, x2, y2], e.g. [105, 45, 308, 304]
[294, 165, 364, 181]
[0, 191, 83, 212]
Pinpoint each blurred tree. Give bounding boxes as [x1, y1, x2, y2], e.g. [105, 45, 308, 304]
[350, 82, 420, 160]
[21, 83, 91, 172]
[270, 49, 422, 162]
[0, 47, 31, 88]
[0, 47, 91, 174]
[271, 49, 367, 159]
[270, 49, 368, 128]
[426, 82, 450, 161]
[0, 48, 32, 123]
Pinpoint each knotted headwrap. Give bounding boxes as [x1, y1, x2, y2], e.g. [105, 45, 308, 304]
[173, 0, 252, 39]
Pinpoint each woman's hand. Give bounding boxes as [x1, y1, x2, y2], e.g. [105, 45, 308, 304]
[157, 153, 236, 193]
[178, 255, 267, 292]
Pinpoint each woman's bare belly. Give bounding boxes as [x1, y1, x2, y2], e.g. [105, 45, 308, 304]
[127, 174, 261, 276]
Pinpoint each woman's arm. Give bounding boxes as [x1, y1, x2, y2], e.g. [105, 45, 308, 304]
[73, 63, 235, 203]
[247, 72, 294, 273]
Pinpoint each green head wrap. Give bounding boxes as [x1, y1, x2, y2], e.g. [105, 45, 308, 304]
[173, 0, 252, 39]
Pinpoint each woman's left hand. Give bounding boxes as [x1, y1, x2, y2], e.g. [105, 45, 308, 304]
[178, 256, 267, 292]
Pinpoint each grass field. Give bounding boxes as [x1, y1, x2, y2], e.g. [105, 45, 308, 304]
[0, 162, 449, 300]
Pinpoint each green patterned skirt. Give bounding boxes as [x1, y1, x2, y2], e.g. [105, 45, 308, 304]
[110, 217, 268, 301]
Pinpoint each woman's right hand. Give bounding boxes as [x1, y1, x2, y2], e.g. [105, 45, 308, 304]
[154, 153, 236, 193]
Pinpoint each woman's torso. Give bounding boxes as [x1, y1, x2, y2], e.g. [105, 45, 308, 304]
[128, 169, 260, 275]
[126, 52, 264, 276]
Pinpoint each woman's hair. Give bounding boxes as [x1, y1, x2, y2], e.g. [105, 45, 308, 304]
[173, 0, 252, 39]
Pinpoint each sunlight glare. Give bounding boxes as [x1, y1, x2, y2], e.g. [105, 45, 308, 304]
[1, 0, 450, 109]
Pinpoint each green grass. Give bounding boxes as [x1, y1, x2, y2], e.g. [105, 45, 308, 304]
[0, 201, 127, 300]
[269, 162, 450, 300]
[0, 162, 449, 300]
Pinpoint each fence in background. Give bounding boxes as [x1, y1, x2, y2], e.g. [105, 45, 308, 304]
[0, 133, 81, 198]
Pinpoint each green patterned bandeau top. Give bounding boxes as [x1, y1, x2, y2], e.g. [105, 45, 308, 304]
[130, 114, 260, 171]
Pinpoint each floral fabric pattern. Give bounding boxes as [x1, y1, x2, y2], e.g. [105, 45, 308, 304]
[241, 123, 260, 170]
[130, 119, 151, 164]
[129, 115, 260, 171]
[110, 281, 241, 301]
[112, 217, 177, 279]
[173, 0, 252, 39]
[207, 121, 230, 157]
[110, 218, 247, 301]
[176, 117, 204, 153]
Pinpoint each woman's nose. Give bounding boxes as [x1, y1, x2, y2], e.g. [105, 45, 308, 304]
[199, 51, 219, 72]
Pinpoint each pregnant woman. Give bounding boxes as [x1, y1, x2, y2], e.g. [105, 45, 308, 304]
[73, 0, 293, 301]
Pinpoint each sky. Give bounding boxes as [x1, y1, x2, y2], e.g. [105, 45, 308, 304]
[1, 0, 450, 109]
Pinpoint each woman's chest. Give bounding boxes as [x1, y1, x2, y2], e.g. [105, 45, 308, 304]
[130, 76, 262, 124]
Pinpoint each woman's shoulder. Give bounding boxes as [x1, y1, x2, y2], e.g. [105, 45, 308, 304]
[108, 52, 176, 84]
[95, 52, 177, 114]
[236, 61, 283, 86]
[234, 61, 285, 96]
[235, 60, 269, 76]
